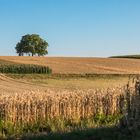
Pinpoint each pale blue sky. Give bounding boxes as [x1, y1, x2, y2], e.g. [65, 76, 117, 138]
[0, 0, 140, 57]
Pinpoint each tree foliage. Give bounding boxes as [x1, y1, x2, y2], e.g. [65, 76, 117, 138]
[15, 34, 48, 56]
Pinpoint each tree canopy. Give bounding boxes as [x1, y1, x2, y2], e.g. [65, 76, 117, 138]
[15, 34, 49, 56]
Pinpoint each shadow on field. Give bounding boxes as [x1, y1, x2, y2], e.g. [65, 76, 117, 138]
[21, 126, 140, 140]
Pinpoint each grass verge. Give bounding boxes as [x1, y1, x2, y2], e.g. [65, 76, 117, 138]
[0, 114, 121, 139]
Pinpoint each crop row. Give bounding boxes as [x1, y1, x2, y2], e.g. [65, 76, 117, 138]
[0, 64, 52, 74]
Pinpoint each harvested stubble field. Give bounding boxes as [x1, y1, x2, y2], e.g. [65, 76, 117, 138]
[0, 73, 129, 93]
[0, 56, 132, 91]
[1, 56, 140, 74]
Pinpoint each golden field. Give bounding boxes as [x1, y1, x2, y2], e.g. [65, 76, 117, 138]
[0, 56, 140, 74]
[0, 73, 129, 93]
[0, 56, 134, 93]
[0, 56, 139, 139]
[0, 87, 126, 127]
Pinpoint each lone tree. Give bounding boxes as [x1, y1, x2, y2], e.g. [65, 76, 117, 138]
[15, 34, 48, 56]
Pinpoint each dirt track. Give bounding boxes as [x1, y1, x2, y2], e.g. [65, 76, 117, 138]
[0, 74, 47, 93]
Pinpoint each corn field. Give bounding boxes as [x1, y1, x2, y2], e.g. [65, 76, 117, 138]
[0, 64, 52, 74]
[0, 88, 127, 126]
[0, 78, 139, 137]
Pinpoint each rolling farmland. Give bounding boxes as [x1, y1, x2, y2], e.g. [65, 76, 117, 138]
[0, 56, 139, 139]
[0, 56, 132, 92]
[1, 56, 140, 74]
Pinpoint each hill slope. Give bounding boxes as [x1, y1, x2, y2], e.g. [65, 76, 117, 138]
[0, 56, 140, 74]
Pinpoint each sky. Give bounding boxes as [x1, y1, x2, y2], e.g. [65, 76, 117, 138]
[0, 0, 140, 57]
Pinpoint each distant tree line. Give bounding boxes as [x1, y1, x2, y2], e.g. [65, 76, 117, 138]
[15, 34, 48, 56]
